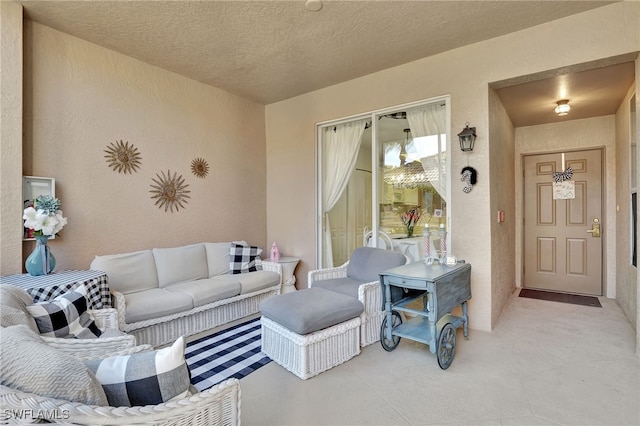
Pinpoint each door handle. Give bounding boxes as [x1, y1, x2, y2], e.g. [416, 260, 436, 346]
[586, 218, 601, 238]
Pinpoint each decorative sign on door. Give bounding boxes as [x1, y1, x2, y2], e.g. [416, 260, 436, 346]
[553, 180, 575, 199]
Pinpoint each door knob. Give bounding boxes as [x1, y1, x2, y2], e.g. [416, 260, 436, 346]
[586, 218, 601, 238]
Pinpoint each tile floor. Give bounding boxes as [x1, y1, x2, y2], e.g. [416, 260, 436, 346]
[237, 292, 640, 425]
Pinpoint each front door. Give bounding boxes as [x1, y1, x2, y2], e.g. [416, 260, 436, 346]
[523, 149, 603, 295]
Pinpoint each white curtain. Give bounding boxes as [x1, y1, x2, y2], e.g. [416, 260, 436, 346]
[406, 104, 447, 200]
[322, 119, 367, 267]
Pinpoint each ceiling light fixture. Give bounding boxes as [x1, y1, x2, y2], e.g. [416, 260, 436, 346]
[554, 99, 571, 116]
[304, 0, 323, 12]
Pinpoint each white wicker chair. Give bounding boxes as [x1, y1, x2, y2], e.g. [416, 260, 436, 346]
[308, 247, 408, 347]
[0, 284, 136, 357]
[0, 344, 241, 425]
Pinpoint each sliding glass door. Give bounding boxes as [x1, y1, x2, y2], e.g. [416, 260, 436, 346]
[317, 97, 450, 268]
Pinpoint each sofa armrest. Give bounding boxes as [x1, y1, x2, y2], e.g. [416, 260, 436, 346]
[261, 260, 283, 282]
[110, 289, 129, 331]
[308, 261, 349, 286]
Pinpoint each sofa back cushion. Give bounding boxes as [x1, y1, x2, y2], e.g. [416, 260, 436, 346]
[204, 242, 231, 276]
[90, 250, 159, 295]
[346, 247, 407, 282]
[153, 243, 208, 287]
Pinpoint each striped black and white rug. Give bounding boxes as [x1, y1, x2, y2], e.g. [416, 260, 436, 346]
[185, 317, 271, 391]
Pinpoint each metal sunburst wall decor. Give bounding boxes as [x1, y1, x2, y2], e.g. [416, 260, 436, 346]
[104, 140, 142, 174]
[149, 170, 191, 213]
[191, 157, 210, 178]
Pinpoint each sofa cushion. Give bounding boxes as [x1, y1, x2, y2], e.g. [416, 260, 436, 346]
[0, 325, 108, 406]
[85, 336, 190, 407]
[90, 250, 159, 295]
[312, 277, 364, 299]
[230, 243, 263, 274]
[25, 285, 102, 339]
[0, 285, 39, 331]
[346, 247, 407, 282]
[165, 277, 241, 308]
[204, 242, 232, 276]
[153, 243, 208, 287]
[259, 287, 364, 335]
[124, 288, 194, 323]
[238, 270, 281, 294]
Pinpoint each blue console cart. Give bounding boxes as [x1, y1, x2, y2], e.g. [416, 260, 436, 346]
[379, 261, 472, 369]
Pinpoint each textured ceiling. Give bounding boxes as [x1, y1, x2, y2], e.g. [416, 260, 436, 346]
[19, 0, 618, 106]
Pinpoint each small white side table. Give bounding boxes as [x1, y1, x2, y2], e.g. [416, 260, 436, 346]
[277, 256, 300, 293]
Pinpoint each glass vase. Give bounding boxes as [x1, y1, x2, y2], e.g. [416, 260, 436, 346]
[406, 226, 414, 238]
[25, 235, 56, 276]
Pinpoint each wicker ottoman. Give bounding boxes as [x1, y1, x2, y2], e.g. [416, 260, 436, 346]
[259, 287, 364, 379]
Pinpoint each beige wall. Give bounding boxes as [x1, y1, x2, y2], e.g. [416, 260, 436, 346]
[0, 2, 24, 275]
[488, 89, 516, 325]
[10, 20, 268, 273]
[266, 2, 640, 331]
[615, 83, 638, 333]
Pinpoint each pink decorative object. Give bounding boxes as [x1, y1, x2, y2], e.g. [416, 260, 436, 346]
[270, 242, 281, 262]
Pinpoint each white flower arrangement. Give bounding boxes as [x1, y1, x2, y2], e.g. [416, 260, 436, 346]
[23, 195, 67, 237]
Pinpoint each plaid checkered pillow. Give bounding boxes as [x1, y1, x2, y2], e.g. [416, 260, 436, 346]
[84, 336, 191, 407]
[230, 243, 263, 274]
[25, 285, 102, 339]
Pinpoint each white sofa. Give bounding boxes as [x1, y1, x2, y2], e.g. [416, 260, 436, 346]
[90, 242, 282, 347]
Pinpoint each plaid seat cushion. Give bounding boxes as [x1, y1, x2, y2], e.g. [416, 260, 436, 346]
[84, 336, 191, 407]
[230, 243, 263, 274]
[25, 285, 102, 339]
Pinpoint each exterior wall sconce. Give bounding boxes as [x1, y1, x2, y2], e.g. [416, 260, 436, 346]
[554, 99, 571, 116]
[458, 123, 477, 152]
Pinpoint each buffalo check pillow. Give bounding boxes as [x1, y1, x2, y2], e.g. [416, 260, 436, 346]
[230, 243, 263, 274]
[25, 284, 102, 339]
[84, 336, 191, 407]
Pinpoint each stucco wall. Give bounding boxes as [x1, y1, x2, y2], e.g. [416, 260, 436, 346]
[0, 2, 24, 275]
[615, 83, 638, 333]
[16, 21, 267, 272]
[489, 88, 516, 326]
[265, 1, 640, 332]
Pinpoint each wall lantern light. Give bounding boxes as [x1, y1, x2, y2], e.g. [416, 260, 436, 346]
[458, 123, 477, 152]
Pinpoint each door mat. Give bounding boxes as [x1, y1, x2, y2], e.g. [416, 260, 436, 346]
[519, 288, 601, 307]
[185, 317, 271, 391]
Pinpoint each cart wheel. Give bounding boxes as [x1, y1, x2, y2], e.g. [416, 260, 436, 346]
[437, 323, 456, 370]
[380, 311, 402, 352]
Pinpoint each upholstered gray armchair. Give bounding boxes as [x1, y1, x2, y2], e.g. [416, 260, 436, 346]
[308, 247, 408, 346]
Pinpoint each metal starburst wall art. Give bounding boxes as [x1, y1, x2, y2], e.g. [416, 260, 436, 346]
[149, 170, 191, 213]
[104, 140, 142, 174]
[191, 157, 209, 178]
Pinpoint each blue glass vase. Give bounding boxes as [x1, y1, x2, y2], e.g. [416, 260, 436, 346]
[25, 235, 56, 276]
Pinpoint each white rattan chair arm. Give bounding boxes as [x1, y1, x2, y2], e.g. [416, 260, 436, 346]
[89, 308, 119, 330]
[85, 344, 154, 360]
[41, 334, 136, 360]
[358, 280, 383, 314]
[110, 290, 128, 331]
[308, 261, 349, 286]
[0, 378, 241, 425]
